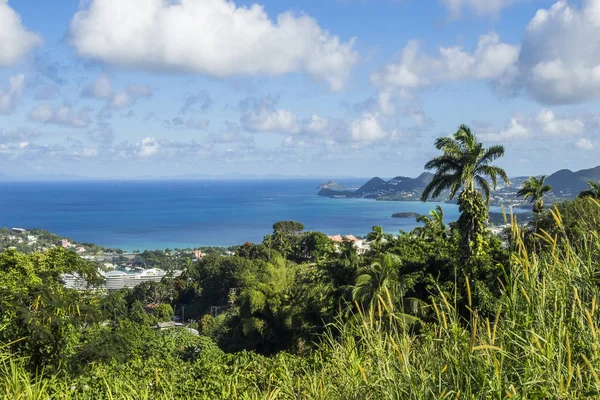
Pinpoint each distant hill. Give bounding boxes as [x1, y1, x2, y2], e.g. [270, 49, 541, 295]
[546, 166, 600, 196]
[318, 175, 427, 199]
[318, 164, 600, 202]
[576, 166, 600, 183]
[416, 172, 434, 184]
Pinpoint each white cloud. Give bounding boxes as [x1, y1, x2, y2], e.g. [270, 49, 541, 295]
[440, 0, 523, 16]
[534, 109, 584, 136]
[441, 33, 519, 81]
[303, 114, 330, 135]
[370, 41, 432, 93]
[0, 74, 25, 114]
[371, 34, 519, 113]
[0, 1, 43, 66]
[29, 104, 91, 128]
[242, 106, 299, 133]
[69, 0, 358, 91]
[370, 0, 600, 106]
[350, 113, 387, 143]
[137, 137, 159, 157]
[479, 109, 586, 143]
[520, 0, 600, 104]
[576, 138, 595, 150]
[82, 73, 113, 99]
[479, 118, 531, 142]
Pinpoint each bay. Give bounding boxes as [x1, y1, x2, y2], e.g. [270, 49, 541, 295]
[0, 179, 508, 251]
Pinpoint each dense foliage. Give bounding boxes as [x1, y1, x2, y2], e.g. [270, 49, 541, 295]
[2, 127, 600, 398]
[0, 198, 599, 398]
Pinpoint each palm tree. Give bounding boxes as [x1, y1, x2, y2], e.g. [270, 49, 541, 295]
[263, 235, 273, 260]
[421, 124, 509, 259]
[578, 181, 600, 199]
[366, 226, 392, 253]
[366, 226, 383, 247]
[517, 175, 552, 215]
[414, 205, 446, 239]
[352, 254, 401, 308]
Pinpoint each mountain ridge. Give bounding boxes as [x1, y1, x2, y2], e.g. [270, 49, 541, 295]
[318, 165, 600, 201]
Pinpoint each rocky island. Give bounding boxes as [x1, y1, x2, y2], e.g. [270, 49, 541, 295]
[391, 212, 422, 219]
[317, 180, 344, 190]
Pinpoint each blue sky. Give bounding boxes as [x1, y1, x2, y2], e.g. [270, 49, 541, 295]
[1, 0, 599, 179]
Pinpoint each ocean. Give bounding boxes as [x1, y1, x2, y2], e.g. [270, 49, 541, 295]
[0, 179, 493, 251]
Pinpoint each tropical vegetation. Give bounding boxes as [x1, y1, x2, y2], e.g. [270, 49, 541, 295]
[421, 124, 509, 261]
[579, 180, 600, 199]
[2, 125, 600, 399]
[517, 175, 552, 215]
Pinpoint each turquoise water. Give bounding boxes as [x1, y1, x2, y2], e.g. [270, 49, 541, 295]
[0, 179, 505, 251]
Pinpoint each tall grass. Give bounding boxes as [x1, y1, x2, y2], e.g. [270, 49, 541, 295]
[272, 202, 600, 399]
[2, 201, 600, 399]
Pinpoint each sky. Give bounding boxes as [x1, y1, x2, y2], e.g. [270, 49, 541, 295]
[1, 0, 599, 179]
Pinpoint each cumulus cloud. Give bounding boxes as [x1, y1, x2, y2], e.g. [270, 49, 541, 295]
[136, 137, 159, 157]
[576, 138, 595, 150]
[239, 96, 338, 137]
[0, 1, 43, 66]
[478, 118, 531, 142]
[0, 74, 25, 114]
[303, 114, 330, 135]
[350, 113, 387, 143]
[69, 0, 358, 91]
[371, 34, 519, 113]
[519, 0, 600, 104]
[371, 1, 600, 106]
[479, 109, 586, 142]
[29, 104, 91, 128]
[242, 105, 299, 133]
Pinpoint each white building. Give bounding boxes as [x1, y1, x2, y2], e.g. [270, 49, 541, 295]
[327, 234, 371, 255]
[62, 268, 183, 291]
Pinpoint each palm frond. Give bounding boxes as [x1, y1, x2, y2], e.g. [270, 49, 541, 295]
[475, 175, 491, 203]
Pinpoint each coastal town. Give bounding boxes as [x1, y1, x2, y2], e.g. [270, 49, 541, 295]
[0, 227, 233, 291]
[1, 226, 377, 291]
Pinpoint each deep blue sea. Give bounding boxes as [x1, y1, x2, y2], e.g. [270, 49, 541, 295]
[0, 179, 502, 251]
